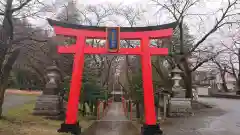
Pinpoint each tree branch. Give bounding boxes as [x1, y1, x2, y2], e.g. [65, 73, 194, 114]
[189, 0, 238, 53]
[229, 55, 238, 79]
[191, 49, 226, 72]
[11, 0, 32, 13]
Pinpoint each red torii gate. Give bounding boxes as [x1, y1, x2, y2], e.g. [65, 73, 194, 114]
[48, 19, 176, 135]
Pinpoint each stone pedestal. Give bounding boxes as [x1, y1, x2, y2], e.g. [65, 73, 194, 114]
[33, 95, 64, 119]
[169, 98, 192, 117]
[172, 89, 186, 98]
[43, 83, 60, 95]
[169, 88, 192, 117]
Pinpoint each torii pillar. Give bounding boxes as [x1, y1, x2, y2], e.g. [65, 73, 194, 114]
[47, 19, 176, 135]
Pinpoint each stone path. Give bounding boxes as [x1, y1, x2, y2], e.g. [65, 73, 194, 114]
[82, 102, 139, 135]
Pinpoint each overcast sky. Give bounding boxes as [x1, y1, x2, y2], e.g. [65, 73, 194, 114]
[26, 0, 239, 49]
[30, 0, 226, 34]
[0, 0, 235, 71]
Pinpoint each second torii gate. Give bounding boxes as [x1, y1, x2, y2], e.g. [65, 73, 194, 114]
[47, 19, 176, 135]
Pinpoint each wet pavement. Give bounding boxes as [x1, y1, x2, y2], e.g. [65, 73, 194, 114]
[3, 93, 240, 135]
[162, 97, 240, 135]
[82, 98, 240, 135]
[82, 102, 139, 135]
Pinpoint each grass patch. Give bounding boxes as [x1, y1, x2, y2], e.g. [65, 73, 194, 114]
[0, 100, 94, 135]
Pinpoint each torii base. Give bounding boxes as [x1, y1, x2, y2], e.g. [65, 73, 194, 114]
[141, 124, 163, 135]
[58, 122, 81, 135]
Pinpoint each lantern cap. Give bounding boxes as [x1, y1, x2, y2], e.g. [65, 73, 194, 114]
[46, 65, 60, 72]
[171, 66, 182, 73]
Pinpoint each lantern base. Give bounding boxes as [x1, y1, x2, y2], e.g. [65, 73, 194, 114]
[141, 123, 163, 135]
[58, 122, 81, 135]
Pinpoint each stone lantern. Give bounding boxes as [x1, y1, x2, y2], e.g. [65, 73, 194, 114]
[33, 64, 64, 119]
[171, 66, 185, 98]
[169, 66, 192, 116]
[44, 66, 62, 95]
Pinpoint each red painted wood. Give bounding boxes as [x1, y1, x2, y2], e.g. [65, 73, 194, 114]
[54, 26, 79, 36]
[58, 45, 76, 53]
[84, 46, 142, 55]
[140, 37, 156, 125]
[65, 36, 85, 124]
[58, 45, 169, 55]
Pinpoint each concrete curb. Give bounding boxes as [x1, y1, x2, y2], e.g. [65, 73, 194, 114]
[6, 89, 42, 95]
[199, 94, 240, 99]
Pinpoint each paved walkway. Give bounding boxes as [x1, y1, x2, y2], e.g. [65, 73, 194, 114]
[82, 102, 139, 135]
[2, 93, 36, 114]
[162, 97, 240, 135]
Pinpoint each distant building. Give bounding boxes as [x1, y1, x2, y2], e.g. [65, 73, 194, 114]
[215, 72, 236, 91]
[193, 70, 237, 91]
[192, 70, 216, 86]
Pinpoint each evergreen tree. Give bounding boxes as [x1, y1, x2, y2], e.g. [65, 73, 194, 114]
[56, 0, 81, 24]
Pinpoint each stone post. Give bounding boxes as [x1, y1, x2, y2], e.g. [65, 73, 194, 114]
[33, 65, 63, 119]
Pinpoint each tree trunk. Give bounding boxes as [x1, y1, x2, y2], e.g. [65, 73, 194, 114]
[0, 49, 20, 117]
[184, 71, 193, 98]
[0, 0, 15, 118]
[236, 78, 240, 95]
[236, 78, 240, 90]
[182, 59, 193, 98]
[238, 48, 240, 93]
[0, 77, 9, 118]
[220, 72, 229, 92]
[0, 85, 6, 118]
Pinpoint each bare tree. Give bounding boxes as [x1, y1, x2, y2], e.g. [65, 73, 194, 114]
[0, 0, 46, 117]
[113, 5, 146, 98]
[215, 34, 240, 92]
[152, 0, 240, 97]
[213, 58, 229, 92]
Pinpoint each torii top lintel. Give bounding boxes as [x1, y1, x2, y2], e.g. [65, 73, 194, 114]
[47, 18, 177, 55]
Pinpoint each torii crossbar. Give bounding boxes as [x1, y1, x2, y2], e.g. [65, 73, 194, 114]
[48, 19, 177, 135]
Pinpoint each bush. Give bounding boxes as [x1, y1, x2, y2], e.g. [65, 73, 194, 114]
[61, 76, 106, 102]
